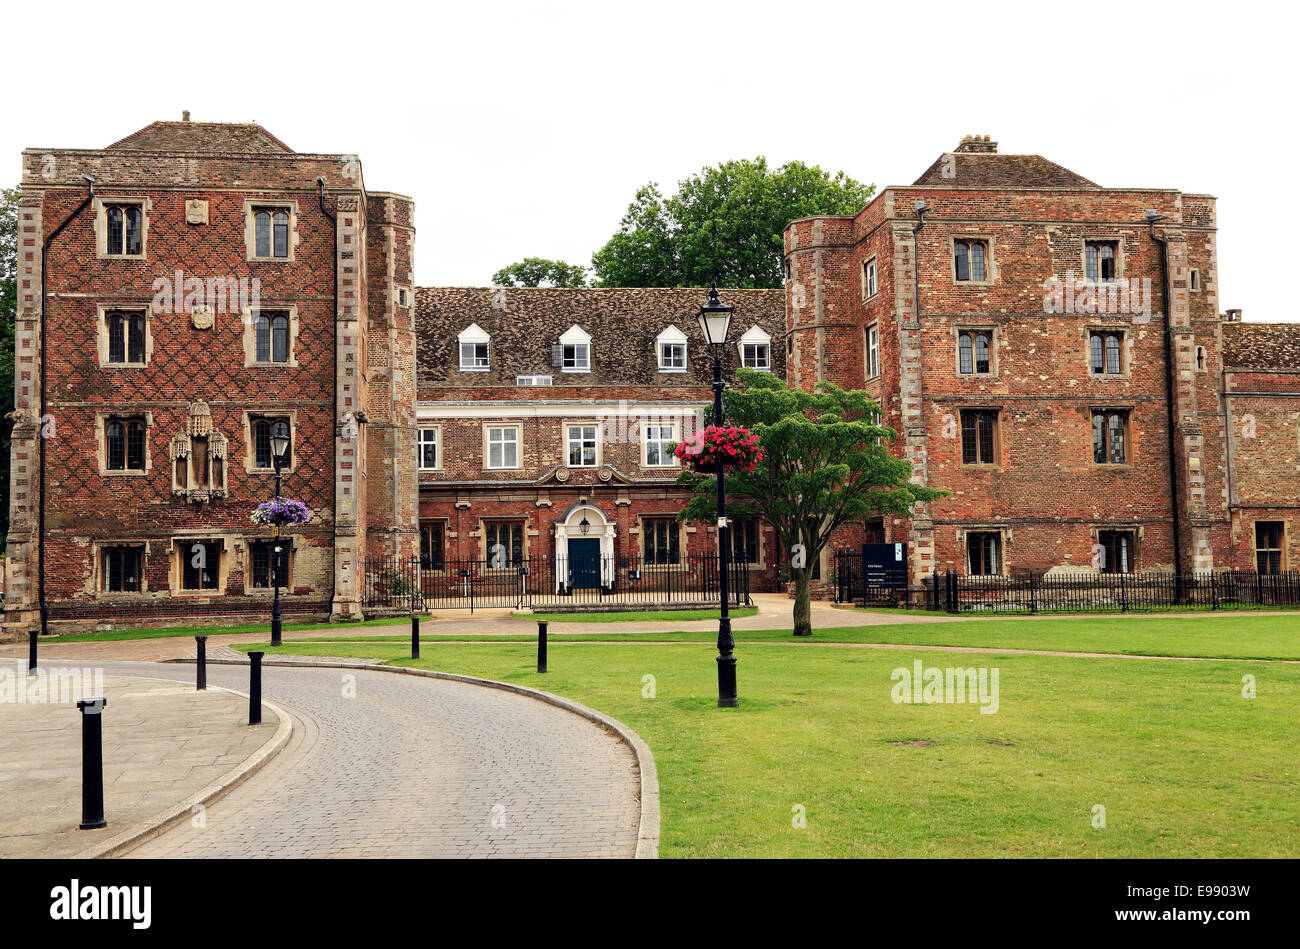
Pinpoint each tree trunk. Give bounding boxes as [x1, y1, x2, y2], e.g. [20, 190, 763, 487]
[793, 570, 813, 636]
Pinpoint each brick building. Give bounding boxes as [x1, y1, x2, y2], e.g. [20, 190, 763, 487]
[5, 122, 1298, 632]
[413, 287, 785, 593]
[784, 135, 1297, 584]
[4, 118, 418, 632]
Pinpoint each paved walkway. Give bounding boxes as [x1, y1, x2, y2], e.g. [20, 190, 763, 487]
[0, 662, 279, 858]
[98, 660, 641, 858]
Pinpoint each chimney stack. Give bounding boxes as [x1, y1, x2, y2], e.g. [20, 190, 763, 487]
[1224, 308, 1243, 322]
[955, 134, 997, 154]
[182, 110, 191, 122]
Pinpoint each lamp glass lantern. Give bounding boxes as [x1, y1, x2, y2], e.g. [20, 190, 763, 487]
[270, 421, 291, 471]
[578, 514, 591, 536]
[696, 287, 734, 349]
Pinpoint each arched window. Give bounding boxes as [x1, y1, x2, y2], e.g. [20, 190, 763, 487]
[254, 208, 291, 259]
[958, 330, 991, 375]
[255, 312, 290, 363]
[106, 418, 146, 471]
[106, 420, 124, 470]
[104, 204, 143, 256]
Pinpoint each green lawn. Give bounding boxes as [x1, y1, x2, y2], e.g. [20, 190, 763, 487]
[236, 631, 1300, 858]
[296, 613, 1300, 660]
[522, 607, 758, 624]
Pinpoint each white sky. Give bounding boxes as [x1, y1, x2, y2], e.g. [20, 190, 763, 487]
[6, 0, 1295, 321]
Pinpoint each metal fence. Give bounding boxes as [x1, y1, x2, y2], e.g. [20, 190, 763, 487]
[361, 553, 751, 612]
[913, 569, 1300, 614]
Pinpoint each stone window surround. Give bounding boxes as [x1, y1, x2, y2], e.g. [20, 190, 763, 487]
[243, 199, 301, 262]
[96, 303, 154, 368]
[1254, 519, 1288, 572]
[91, 540, 150, 597]
[949, 234, 997, 285]
[861, 255, 879, 300]
[1089, 405, 1134, 467]
[865, 323, 881, 380]
[241, 410, 299, 474]
[93, 195, 151, 260]
[955, 526, 1010, 577]
[1188, 268, 1201, 292]
[958, 406, 1002, 469]
[418, 425, 441, 471]
[420, 519, 451, 572]
[1081, 324, 1133, 380]
[478, 516, 530, 565]
[242, 535, 297, 596]
[95, 411, 154, 477]
[168, 535, 231, 597]
[1089, 524, 1144, 573]
[483, 422, 522, 470]
[952, 324, 999, 378]
[642, 419, 680, 469]
[638, 513, 686, 567]
[564, 419, 601, 469]
[1079, 235, 1127, 285]
[241, 305, 300, 368]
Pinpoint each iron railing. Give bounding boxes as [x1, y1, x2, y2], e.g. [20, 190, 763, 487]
[361, 553, 752, 612]
[911, 568, 1300, 614]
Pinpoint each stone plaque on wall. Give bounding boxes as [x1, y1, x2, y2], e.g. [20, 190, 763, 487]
[185, 200, 208, 225]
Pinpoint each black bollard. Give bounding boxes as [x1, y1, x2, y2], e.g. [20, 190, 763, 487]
[537, 621, 547, 674]
[195, 635, 208, 691]
[28, 629, 37, 674]
[248, 651, 264, 725]
[411, 615, 420, 660]
[77, 698, 108, 830]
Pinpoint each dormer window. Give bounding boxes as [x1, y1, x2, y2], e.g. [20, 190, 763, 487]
[458, 323, 491, 371]
[738, 326, 772, 371]
[555, 325, 592, 372]
[656, 325, 688, 372]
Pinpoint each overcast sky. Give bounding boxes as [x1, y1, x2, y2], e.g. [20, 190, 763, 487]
[6, 0, 1294, 321]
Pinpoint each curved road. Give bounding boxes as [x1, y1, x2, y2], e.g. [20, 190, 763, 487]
[84, 661, 640, 858]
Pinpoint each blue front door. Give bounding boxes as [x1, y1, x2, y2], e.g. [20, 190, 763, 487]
[568, 539, 601, 589]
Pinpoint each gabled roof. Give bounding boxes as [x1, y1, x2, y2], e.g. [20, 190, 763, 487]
[1223, 322, 1300, 370]
[106, 121, 294, 154]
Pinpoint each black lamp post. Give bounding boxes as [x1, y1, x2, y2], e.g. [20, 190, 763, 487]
[698, 287, 738, 708]
[269, 420, 291, 648]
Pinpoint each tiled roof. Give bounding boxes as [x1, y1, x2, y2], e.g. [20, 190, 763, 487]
[913, 153, 1099, 189]
[106, 121, 294, 154]
[1223, 322, 1300, 370]
[415, 287, 786, 391]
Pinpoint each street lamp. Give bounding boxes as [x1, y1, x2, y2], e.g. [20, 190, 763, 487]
[698, 287, 737, 708]
[269, 420, 291, 648]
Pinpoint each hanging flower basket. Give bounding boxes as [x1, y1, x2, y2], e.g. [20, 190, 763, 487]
[674, 426, 763, 474]
[250, 497, 312, 528]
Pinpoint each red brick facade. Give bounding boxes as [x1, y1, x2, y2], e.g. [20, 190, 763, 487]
[784, 136, 1295, 583]
[6, 125, 1297, 632]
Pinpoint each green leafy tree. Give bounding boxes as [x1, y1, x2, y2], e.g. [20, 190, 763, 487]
[0, 186, 20, 554]
[491, 257, 589, 288]
[677, 369, 947, 637]
[592, 158, 874, 289]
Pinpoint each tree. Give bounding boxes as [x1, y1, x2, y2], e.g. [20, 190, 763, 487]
[592, 158, 874, 289]
[491, 257, 589, 288]
[677, 369, 947, 637]
[0, 186, 19, 555]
